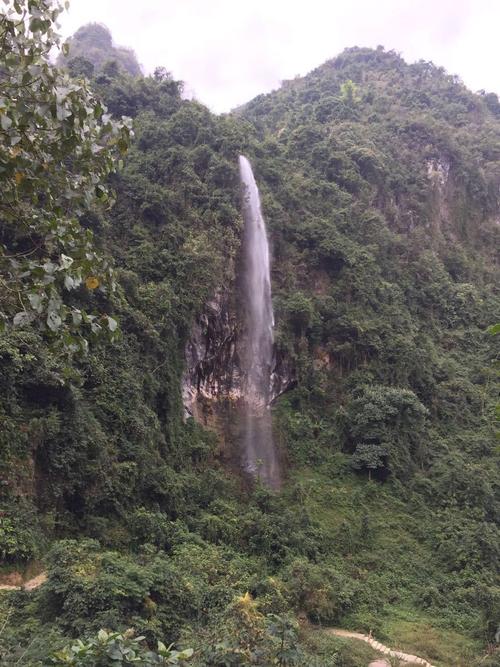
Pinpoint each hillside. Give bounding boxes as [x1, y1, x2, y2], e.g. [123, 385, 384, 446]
[57, 23, 142, 77]
[0, 11, 499, 667]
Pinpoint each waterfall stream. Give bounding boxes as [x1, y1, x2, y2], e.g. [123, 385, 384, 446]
[239, 155, 280, 489]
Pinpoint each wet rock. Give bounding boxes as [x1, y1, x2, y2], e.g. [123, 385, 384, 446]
[181, 288, 295, 446]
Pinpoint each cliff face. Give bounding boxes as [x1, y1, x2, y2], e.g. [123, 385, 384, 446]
[181, 290, 240, 429]
[181, 287, 296, 458]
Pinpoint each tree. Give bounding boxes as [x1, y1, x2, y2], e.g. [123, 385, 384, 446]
[351, 442, 388, 480]
[339, 79, 359, 106]
[0, 0, 132, 355]
[266, 614, 302, 666]
[346, 386, 429, 478]
[67, 55, 95, 79]
[487, 323, 500, 430]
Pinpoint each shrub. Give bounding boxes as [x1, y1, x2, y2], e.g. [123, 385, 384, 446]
[46, 628, 193, 666]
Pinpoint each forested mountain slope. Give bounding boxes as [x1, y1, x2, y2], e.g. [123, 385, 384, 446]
[57, 23, 142, 77]
[0, 12, 498, 666]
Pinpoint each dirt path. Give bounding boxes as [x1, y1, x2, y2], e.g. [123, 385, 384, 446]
[0, 572, 47, 591]
[329, 628, 436, 667]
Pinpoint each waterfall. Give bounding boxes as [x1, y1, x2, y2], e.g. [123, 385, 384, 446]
[239, 155, 280, 489]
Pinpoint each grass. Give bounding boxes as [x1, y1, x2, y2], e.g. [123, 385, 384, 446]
[301, 624, 379, 666]
[306, 613, 482, 667]
[284, 466, 487, 667]
[379, 609, 482, 667]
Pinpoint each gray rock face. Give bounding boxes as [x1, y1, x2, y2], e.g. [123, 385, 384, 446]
[182, 290, 240, 423]
[181, 288, 295, 452]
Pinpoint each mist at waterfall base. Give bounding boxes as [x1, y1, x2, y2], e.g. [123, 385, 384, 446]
[238, 155, 281, 489]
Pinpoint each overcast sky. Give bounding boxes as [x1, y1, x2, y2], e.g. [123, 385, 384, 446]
[59, 0, 499, 113]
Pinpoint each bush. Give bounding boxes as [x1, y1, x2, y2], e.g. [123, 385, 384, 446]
[46, 628, 193, 666]
[281, 559, 357, 624]
[0, 512, 39, 562]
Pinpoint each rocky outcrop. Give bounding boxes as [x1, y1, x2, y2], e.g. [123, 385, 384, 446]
[182, 290, 241, 424]
[426, 157, 450, 191]
[426, 156, 453, 234]
[181, 289, 295, 435]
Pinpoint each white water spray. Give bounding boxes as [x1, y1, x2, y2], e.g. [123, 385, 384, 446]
[239, 155, 280, 489]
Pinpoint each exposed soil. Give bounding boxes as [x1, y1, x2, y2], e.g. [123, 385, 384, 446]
[0, 571, 47, 591]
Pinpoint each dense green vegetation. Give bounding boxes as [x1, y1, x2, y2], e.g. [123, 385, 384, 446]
[1, 4, 499, 666]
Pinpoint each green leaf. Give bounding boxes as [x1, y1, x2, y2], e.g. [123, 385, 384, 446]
[108, 647, 123, 660]
[28, 293, 43, 312]
[0, 114, 12, 130]
[60, 253, 74, 269]
[64, 275, 75, 290]
[117, 137, 128, 155]
[47, 310, 62, 331]
[177, 648, 194, 659]
[72, 310, 82, 326]
[13, 311, 30, 326]
[107, 316, 118, 332]
[487, 323, 500, 336]
[97, 629, 108, 642]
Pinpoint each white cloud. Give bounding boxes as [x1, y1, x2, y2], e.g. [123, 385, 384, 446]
[59, 0, 500, 112]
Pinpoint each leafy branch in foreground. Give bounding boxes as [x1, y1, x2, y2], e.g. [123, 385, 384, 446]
[0, 0, 131, 355]
[46, 628, 193, 666]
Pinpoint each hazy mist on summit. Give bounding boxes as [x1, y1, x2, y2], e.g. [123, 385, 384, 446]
[61, 0, 500, 113]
